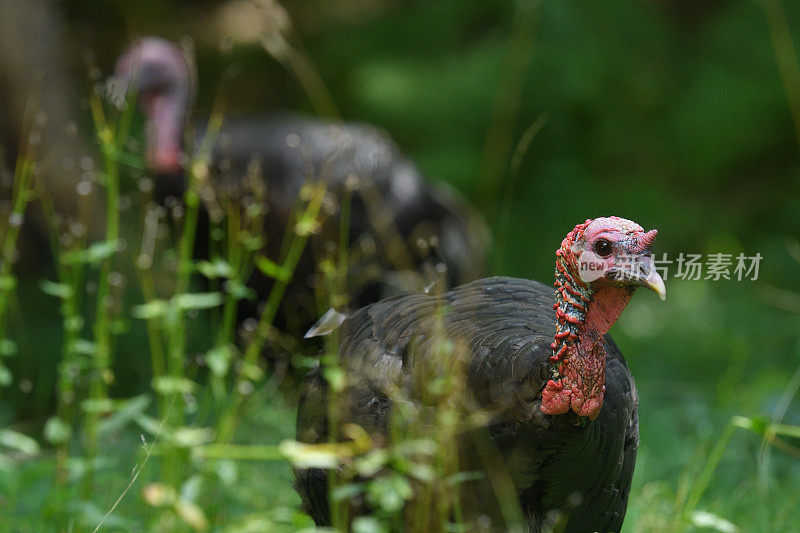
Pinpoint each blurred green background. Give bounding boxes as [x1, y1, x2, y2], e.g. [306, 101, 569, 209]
[3, 0, 800, 531]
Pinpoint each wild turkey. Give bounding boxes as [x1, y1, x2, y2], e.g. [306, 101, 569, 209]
[110, 37, 488, 330]
[295, 216, 666, 532]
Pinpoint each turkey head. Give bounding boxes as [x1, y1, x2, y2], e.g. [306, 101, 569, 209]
[542, 216, 665, 420]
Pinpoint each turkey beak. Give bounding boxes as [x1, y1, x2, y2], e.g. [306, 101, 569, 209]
[642, 263, 666, 300]
[631, 256, 666, 301]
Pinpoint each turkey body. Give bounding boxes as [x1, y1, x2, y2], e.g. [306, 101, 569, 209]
[161, 112, 487, 331]
[115, 37, 487, 332]
[295, 277, 638, 532]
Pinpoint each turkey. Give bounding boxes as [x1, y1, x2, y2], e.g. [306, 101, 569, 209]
[110, 37, 488, 331]
[295, 216, 666, 532]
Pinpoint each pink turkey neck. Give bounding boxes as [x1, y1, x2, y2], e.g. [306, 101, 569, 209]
[540, 224, 633, 420]
[146, 93, 186, 176]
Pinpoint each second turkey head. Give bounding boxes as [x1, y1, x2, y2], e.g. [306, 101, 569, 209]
[543, 216, 665, 420]
[112, 37, 194, 183]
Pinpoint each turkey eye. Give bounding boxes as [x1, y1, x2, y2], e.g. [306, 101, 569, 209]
[594, 239, 612, 257]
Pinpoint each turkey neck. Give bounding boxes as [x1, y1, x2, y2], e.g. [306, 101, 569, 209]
[145, 85, 190, 181]
[541, 253, 633, 420]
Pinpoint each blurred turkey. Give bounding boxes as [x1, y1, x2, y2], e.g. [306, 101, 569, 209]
[295, 216, 666, 532]
[111, 37, 488, 332]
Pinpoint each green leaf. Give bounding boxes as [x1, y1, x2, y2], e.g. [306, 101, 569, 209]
[352, 516, 387, 533]
[354, 449, 389, 477]
[226, 279, 255, 301]
[244, 203, 265, 220]
[279, 440, 340, 469]
[0, 429, 40, 456]
[135, 414, 165, 438]
[132, 299, 170, 320]
[0, 364, 10, 386]
[367, 474, 413, 513]
[40, 280, 74, 299]
[238, 361, 264, 381]
[175, 498, 208, 530]
[61, 240, 118, 265]
[206, 345, 234, 377]
[242, 235, 264, 252]
[445, 470, 484, 486]
[323, 366, 345, 391]
[97, 394, 151, 437]
[394, 439, 437, 457]
[173, 292, 223, 311]
[180, 474, 203, 502]
[332, 482, 364, 503]
[68, 339, 97, 355]
[81, 398, 114, 414]
[172, 427, 214, 448]
[215, 459, 237, 486]
[690, 510, 738, 533]
[153, 376, 198, 395]
[143, 482, 177, 507]
[44, 417, 72, 445]
[294, 215, 320, 237]
[405, 462, 435, 482]
[255, 256, 291, 282]
[197, 259, 233, 279]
